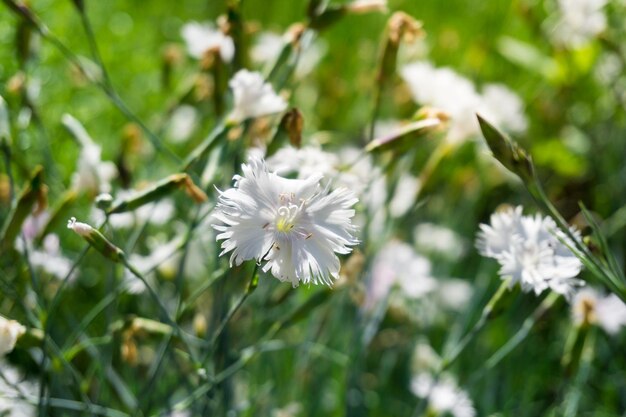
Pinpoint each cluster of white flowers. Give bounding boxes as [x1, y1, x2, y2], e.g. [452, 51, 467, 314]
[0, 317, 25, 357]
[212, 156, 358, 286]
[552, 0, 608, 48]
[476, 206, 584, 298]
[181, 21, 234, 62]
[228, 69, 287, 123]
[400, 61, 527, 142]
[572, 288, 626, 334]
[411, 373, 476, 417]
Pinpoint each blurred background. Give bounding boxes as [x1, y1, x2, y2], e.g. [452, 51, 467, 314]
[2, 0, 626, 416]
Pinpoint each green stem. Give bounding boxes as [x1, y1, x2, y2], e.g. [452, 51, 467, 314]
[439, 280, 510, 371]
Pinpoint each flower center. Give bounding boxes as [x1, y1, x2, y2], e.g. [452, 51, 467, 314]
[275, 204, 300, 233]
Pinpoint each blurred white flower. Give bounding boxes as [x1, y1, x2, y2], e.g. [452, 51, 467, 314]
[414, 222, 467, 259]
[389, 173, 421, 218]
[90, 196, 175, 229]
[400, 61, 481, 143]
[213, 157, 358, 286]
[0, 317, 25, 357]
[271, 402, 302, 417]
[411, 373, 475, 417]
[181, 21, 234, 62]
[228, 70, 287, 123]
[552, 0, 607, 48]
[365, 240, 437, 309]
[400, 62, 526, 142]
[63, 114, 117, 195]
[572, 288, 626, 334]
[70, 139, 116, 195]
[167, 105, 198, 143]
[346, 0, 388, 14]
[435, 279, 473, 311]
[266, 145, 339, 180]
[15, 212, 75, 281]
[251, 32, 284, 64]
[251, 32, 327, 79]
[21, 234, 75, 281]
[478, 84, 527, 134]
[476, 206, 584, 298]
[125, 236, 183, 293]
[0, 362, 37, 417]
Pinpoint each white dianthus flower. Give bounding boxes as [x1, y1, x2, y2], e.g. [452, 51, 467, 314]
[181, 21, 234, 62]
[212, 157, 358, 286]
[228, 70, 287, 123]
[0, 317, 25, 357]
[411, 373, 476, 417]
[476, 206, 584, 298]
[572, 288, 626, 334]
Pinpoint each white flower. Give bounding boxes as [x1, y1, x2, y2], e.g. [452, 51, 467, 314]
[365, 240, 437, 309]
[552, 0, 607, 48]
[125, 236, 183, 293]
[411, 373, 475, 417]
[63, 114, 117, 195]
[400, 62, 527, 142]
[90, 196, 175, 230]
[414, 223, 467, 259]
[228, 70, 287, 123]
[17, 234, 75, 281]
[572, 288, 626, 334]
[435, 279, 473, 311]
[266, 146, 339, 181]
[346, 0, 388, 14]
[167, 105, 198, 143]
[181, 21, 234, 62]
[476, 206, 584, 298]
[212, 157, 358, 286]
[400, 61, 481, 143]
[251, 32, 327, 79]
[0, 362, 37, 417]
[478, 84, 527, 134]
[388, 173, 421, 218]
[0, 317, 25, 357]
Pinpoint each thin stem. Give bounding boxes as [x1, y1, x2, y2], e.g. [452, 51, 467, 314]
[439, 280, 510, 371]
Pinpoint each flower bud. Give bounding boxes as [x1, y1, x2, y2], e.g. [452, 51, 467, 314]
[266, 108, 304, 156]
[477, 114, 534, 183]
[0, 95, 12, 148]
[0, 316, 26, 356]
[107, 173, 207, 215]
[365, 118, 440, 153]
[95, 193, 114, 211]
[346, 0, 388, 14]
[0, 165, 46, 248]
[67, 217, 125, 263]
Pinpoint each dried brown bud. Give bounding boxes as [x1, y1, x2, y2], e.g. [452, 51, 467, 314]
[388, 12, 424, 45]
